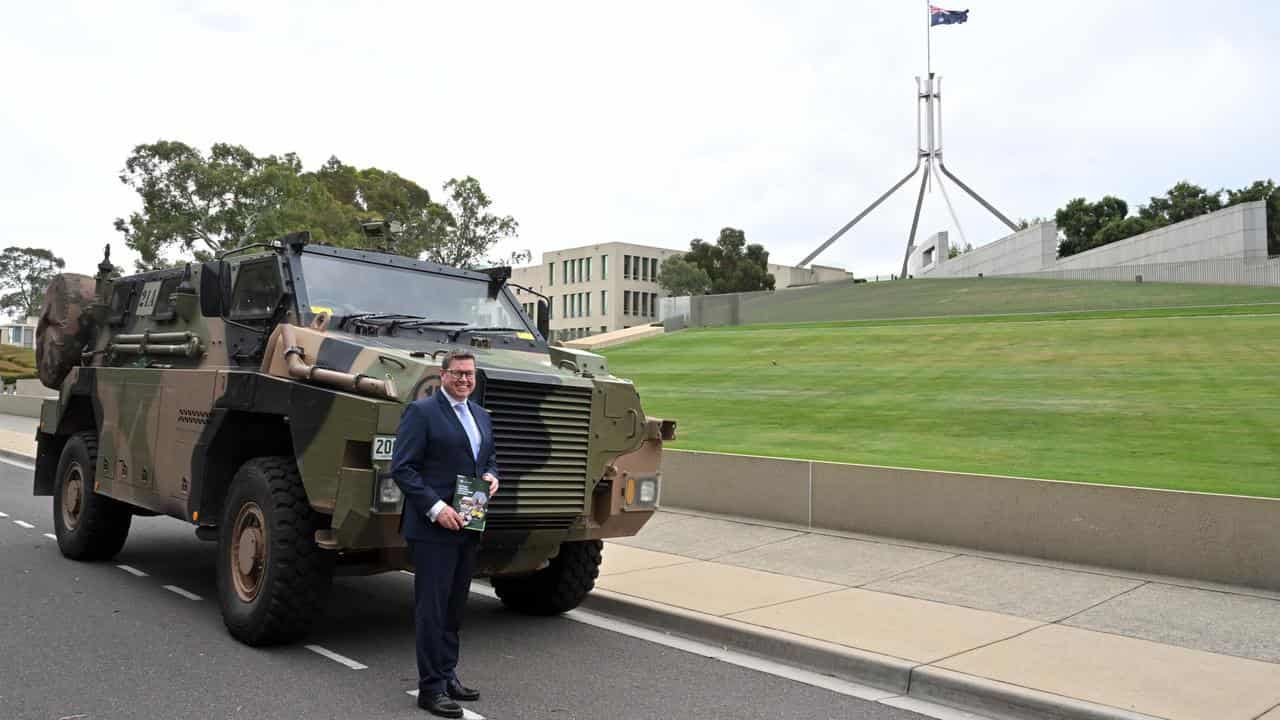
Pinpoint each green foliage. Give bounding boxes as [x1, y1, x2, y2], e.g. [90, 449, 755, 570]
[658, 255, 712, 296]
[0, 247, 66, 319]
[1093, 216, 1154, 247]
[1055, 196, 1127, 257]
[1015, 216, 1049, 230]
[682, 228, 775, 294]
[0, 343, 37, 383]
[424, 177, 518, 269]
[114, 141, 518, 271]
[1138, 181, 1222, 226]
[947, 241, 973, 259]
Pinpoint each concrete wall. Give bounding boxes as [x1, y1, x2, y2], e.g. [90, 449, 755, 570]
[0, 395, 46, 418]
[662, 449, 1280, 591]
[907, 232, 949, 276]
[922, 223, 1058, 278]
[1055, 200, 1267, 269]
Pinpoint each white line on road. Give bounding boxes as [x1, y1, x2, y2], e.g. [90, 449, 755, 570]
[162, 585, 201, 601]
[305, 644, 368, 670]
[43, 533, 56, 540]
[13, 520, 34, 529]
[0, 511, 7, 517]
[118, 565, 148, 577]
[404, 691, 485, 719]
[465, 582, 979, 720]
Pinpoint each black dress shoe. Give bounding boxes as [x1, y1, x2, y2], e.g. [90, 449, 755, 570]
[418, 692, 463, 718]
[447, 680, 480, 702]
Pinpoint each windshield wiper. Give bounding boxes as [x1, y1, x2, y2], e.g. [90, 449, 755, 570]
[448, 326, 525, 341]
[338, 313, 427, 329]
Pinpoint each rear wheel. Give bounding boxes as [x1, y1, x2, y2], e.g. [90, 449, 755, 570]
[215, 456, 334, 646]
[492, 540, 602, 615]
[52, 431, 131, 560]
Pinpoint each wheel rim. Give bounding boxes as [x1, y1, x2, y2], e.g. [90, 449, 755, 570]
[61, 462, 85, 531]
[230, 502, 267, 603]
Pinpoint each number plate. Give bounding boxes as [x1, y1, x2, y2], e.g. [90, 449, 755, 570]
[134, 280, 163, 317]
[372, 436, 396, 461]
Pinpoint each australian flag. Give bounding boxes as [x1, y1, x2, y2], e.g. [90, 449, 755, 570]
[930, 5, 969, 26]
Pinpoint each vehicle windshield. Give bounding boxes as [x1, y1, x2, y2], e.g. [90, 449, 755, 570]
[299, 253, 531, 332]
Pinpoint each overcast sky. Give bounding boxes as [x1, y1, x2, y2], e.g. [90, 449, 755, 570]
[2, 1, 1276, 278]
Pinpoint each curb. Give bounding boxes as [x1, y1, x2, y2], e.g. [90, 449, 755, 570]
[0, 448, 35, 466]
[582, 588, 1163, 720]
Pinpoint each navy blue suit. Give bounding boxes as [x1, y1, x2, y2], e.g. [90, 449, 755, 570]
[390, 389, 499, 696]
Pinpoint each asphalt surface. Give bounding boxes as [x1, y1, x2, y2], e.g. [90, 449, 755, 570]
[0, 458, 929, 720]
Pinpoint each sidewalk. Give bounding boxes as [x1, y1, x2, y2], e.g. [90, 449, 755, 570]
[7, 414, 1279, 719]
[591, 509, 1280, 720]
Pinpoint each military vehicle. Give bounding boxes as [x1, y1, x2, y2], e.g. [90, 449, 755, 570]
[32, 232, 675, 645]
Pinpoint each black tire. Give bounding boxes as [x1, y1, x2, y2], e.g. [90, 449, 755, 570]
[52, 431, 131, 561]
[215, 456, 334, 646]
[492, 540, 603, 615]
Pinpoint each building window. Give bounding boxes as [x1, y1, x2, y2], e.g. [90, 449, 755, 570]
[585, 257, 591, 282]
[548, 264, 554, 286]
[652, 258, 658, 281]
[585, 291, 591, 316]
[601, 325, 607, 333]
[623, 291, 630, 315]
[640, 258, 648, 282]
[652, 292, 659, 316]
[600, 290, 607, 315]
[601, 255, 608, 280]
[624, 255, 631, 280]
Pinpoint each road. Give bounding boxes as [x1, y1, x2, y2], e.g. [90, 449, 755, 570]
[0, 458, 931, 720]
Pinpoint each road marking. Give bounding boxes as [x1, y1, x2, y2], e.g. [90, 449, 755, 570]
[0, 511, 7, 517]
[162, 585, 201, 601]
[0, 457, 36, 471]
[464, 583, 982, 720]
[43, 533, 56, 540]
[14, 520, 34, 529]
[118, 565, 148, 577]
[405, 691, 484, 719]
[305, 644, 368, 670]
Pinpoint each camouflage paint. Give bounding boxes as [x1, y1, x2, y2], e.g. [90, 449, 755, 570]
[36, 239, 671, 577]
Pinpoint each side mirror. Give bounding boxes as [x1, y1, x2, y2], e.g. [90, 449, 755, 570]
[200, 262, 223, 317]
[536, 300, 550, 340]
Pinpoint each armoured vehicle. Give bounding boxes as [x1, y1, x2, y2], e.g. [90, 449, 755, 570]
[33, 233, 674, 645]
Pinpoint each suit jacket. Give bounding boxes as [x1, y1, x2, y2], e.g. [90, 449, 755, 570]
[390, 389, 500, 543]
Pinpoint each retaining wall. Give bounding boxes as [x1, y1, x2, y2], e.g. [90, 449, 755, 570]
[662, 449, 1280, 591]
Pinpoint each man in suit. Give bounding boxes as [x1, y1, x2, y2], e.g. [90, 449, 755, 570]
[391, 350, 499, 718]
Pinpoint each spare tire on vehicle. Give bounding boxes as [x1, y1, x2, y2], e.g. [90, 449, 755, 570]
[36, 273, 98, 390]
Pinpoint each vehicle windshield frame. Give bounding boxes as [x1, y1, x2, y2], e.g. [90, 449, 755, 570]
[284, 244, 538, 338]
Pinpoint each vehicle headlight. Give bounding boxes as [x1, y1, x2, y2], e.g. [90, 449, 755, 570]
[637, 478, 657, 505]
[378, 475, 403, 505]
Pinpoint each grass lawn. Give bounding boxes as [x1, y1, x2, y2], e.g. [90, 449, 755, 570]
[605, 305, 1280, 497]
[0, 343, 36, 383]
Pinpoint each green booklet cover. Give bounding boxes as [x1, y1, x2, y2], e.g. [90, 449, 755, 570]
[453, 475, 488, 532]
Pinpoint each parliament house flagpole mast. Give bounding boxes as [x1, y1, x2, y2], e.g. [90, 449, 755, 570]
[798, 2, 1018, 277]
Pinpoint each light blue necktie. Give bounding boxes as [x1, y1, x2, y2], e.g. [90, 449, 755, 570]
[453, 402, 481, 462]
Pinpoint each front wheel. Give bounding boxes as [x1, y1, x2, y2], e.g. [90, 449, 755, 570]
[492, 540, 602, 615]
[52, 431, 131, 561]
[215, 456, 334, 646]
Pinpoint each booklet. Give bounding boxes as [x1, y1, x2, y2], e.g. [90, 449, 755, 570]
[453, 474, 489, 532]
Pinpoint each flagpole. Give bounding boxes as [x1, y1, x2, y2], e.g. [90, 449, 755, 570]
[926, 0, 932, 76]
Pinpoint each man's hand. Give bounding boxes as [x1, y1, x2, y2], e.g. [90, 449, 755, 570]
[483, 472, 499, 497]
[435, 505, 465, 531]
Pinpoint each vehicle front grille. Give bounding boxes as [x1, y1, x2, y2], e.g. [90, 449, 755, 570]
[481, 377, 592, 531]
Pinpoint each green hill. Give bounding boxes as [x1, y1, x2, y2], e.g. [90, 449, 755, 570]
[730, 276, 1280, 326]
[0, 344, 37, 383]
[607, 281, 1280, 497]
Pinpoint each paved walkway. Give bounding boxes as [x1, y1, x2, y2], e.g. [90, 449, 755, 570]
[599, 509, 1280, 720]
[7, 410, 1279, 718]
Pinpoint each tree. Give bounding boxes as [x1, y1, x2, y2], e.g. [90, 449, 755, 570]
[1055, 196, 1127, 257]
[423, 177, 518, 268]
[0, 247, 66, 320]
[658, 255, 712, 296]
[113, 141, 455, 270]
[680, 228, 776, 294]
[1224, 179, 1280, 255]
[1093, 216, 1154, 247]
[1139, 181, 1222, 227]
